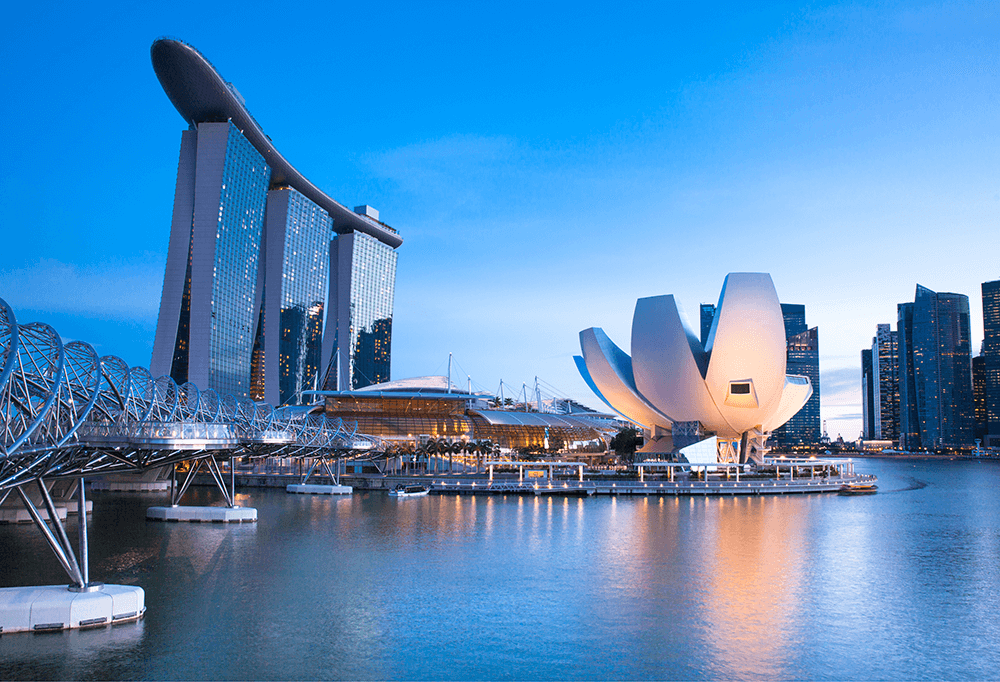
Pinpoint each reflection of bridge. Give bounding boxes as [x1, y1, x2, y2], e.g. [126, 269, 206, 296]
[0, 297, 381, 630]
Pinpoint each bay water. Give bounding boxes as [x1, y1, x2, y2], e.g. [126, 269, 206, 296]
[2, 458, 999, 680]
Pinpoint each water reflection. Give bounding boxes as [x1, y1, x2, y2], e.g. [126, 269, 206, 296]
[4, 461, 1000, 680]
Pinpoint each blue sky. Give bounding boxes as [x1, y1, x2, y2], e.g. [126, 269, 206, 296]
[1, 1, 997, 439]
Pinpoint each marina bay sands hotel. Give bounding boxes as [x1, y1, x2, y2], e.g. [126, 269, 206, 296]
[149, 38, 401, 406]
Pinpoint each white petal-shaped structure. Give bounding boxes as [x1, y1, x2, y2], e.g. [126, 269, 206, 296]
[577, 272, 812, 460]
[578, 328, 671, 430]
[631, 295, 714, 424]
[763, 375, 813, 433]
[703, 273, 788, 436]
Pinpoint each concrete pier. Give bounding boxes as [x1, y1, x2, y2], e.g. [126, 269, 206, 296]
[0, 584, 145, 633]
[146, 506, 257, 523]
[286, 484, 352, 495]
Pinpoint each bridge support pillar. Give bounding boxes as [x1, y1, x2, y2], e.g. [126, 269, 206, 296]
[286, 454, 353, 495]
[0, 478, 145, 634]
[147, 453, 257, 523]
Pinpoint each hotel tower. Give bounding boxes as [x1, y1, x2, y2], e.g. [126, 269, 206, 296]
[149, 39, 401, 405]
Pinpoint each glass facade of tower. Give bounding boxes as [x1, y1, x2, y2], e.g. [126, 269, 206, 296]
[897, 302, 920, 448]
[150, 40, 403, 407]
[347, 232, 397, 388]
[771, 304, 820, 445]
[208, 125, 271, 397]
[872, 323, 899, 441]
[861, 348, 875, 439]
[982, 280, 1000, 438]
[278, 191, 330, 405]
[699, 303, 716, 346]
[772, 326, 820, 445]
[973, 354, 987, 440]
[897, 286, 974, 449]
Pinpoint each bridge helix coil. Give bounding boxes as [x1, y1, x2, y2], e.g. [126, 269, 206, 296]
[0, 296, 383, 491]
[177, 382, 200, 422]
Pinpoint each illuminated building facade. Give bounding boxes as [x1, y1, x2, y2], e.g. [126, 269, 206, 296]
[897, 285, 974, 449]
[151, 121, 271, 398]
[148, 39, 401, 404]
[973, 354, 987, 440]
[699, 303, 716, 346]
[319, 377, 607, 450]
[861, 348, 875, 439]
[982, 280, 1000, 444]
[322, 220, 397, 390]
[770, 304, 821, 446]
[871, 323, 899, 441]
[255, 188, 331, 405]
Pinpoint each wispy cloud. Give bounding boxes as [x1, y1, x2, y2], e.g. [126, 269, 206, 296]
[0, 256, 164, 321]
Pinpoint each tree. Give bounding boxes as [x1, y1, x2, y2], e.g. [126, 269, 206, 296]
[609, 427, 640, 463]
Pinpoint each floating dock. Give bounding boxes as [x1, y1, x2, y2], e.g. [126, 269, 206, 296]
[146, 505, 257, 522]
[286, 484, 352, 495]
[0, 584, 145, 634]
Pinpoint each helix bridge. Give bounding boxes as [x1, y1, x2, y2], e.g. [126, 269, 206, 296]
[0, 296, 382, 602]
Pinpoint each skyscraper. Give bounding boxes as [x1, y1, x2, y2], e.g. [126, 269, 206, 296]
[981, 280, 1000, 444]
[861, 348, 875, 439]
[770, 304, 820, 445]
[973, 353, 987, 441]
[149, 39, 401, 404]
[699, 303, 716, 347]
[321, 216, 398, 390]
[896, 285, 974, 449]
[870, 323, 899, 441]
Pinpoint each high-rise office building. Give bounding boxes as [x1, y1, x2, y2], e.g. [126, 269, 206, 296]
[896, 285, 974, 449]
[973, 353, 987, 440]
[861, 348, 875, 439]
[982, 280, 1000, 444]
[149, 39, 401, 404]
[704, 302, 820, 444]
[870, 323, 899, 441]
[699, 303, 716, 347]
[771, 303, 820, 445]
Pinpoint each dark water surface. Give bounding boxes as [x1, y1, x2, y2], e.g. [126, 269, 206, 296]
[2, 458, 1000, 680]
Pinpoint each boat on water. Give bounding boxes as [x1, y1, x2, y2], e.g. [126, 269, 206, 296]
[839, 482, 878, 495]
[389, 484, 431, 498]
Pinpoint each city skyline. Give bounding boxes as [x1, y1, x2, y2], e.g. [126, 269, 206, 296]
[1, 2, 998, 438]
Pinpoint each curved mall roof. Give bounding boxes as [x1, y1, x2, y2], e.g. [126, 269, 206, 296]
[151, 38, 402, 249]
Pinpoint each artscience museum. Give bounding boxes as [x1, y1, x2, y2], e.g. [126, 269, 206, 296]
[575, 273, 813, 463]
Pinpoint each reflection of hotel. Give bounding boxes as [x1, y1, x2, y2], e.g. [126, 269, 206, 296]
[149, 39, 400, 406]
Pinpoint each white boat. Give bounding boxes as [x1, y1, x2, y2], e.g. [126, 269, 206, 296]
[388, 484, 430, 498]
